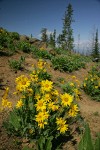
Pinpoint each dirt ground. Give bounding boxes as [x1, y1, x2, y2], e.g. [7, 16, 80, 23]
[0, 51, 100, 150]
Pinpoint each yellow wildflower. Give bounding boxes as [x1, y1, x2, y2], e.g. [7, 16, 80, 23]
[43, 93, 51, 102]
[95, 86, 98, 89]
[2, 99, 8, 107]
[32, 64, 34, 67]
[3, 87, 9, 99]
[85, 78, 88, 81]
[72, 76, 76, 79]
[40, 47, 45, 51]
[56, 117, 68, 134]
[16, 75, 30, 92]
[60, 93, 73, 107]
[68, 104, 79, 117]
[70, 83, 74, 86]
[91, 78, 93, 82]
[75, 79, 79, 82]
[7, 101, 12, 108]
[48, 102, 59, 111]
[43, 68, 46, 72]
[74, 88, 80, 95]
[83, 83, 86, 87]
[16, 99, 23, 108]
[35, 99, 46, 111]
[13, 91, 18, 95]
[35, 94, 41, 100]
[35, 111, 49, 123]
[37, 59, 46, 69]
[41, 80, 53, 92]
[1, 98, 12, 109]
[30, 74, 38, 82]
[52, 89, 59, 96]
[38, 121, 47, 129]
[56, 117, 64, 125]
[52, 105, 59, 111]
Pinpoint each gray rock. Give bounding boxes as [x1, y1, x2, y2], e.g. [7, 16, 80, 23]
[93, 58, 100, 62]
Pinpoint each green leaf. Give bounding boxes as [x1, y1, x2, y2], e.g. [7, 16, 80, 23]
[9, 111, 21, 130]
[78, 123, 94, 150]
[38, 136, 45, 150]
[94, 133, 100, 150]
[45, 136, 53, 150]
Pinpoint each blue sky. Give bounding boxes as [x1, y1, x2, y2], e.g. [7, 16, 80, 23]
[0, 0, 100, 45]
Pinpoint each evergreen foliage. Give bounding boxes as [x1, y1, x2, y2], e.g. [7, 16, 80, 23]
[49, 29, 56, 48]
[92, 29, 100, 58]
[41, 28, 48, 46]
[57, 3, 74, 51]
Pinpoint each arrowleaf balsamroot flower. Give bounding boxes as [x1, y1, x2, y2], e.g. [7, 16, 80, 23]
[30, 74, 38, 82]
[35, 99, 46, 111]
[1, 87, 12, 109]
[48, 102, 59, 111]
[43, 93, 51, 102]
[16, 99, 24, 108]
[68, 104, 79, 117]
[41, 80, 53, 92]
[16, 75, 30, 92]
[60, 93, 73, 107]
[38, 121, 48, 129]
[35, 111, 49, 122]
[37, 59, 46, 69]
[3, 87, 9, 99]
[52, 89, 59, 96]
[56, 117, 68, 134]
[35, 111, 49, 128]
[1, 99, 12, 108]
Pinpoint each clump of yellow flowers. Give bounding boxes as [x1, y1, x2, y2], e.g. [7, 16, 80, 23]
[83, 73, 100, 101]
[1, 59, 80, 148]
[1, 87, 12, 111]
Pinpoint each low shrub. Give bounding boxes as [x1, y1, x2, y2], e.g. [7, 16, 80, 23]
[0, 28, 17, 54]
[51, 55, 86, 72]
[82, 66, 100, 101]
[18, 41, 31, 53]
[8, 56, 25, 71]
[10, 32, 20, 40]
[32, 47, 52, 59]
[0, 29, 9, 48]
[88, 65, 100, 77]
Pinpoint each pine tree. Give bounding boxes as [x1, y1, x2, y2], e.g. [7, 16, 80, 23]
[57, 34, 63, 48]
[41, 28, 48, 46]
[53, 29, 56, 47]
[49, 29, 56, 48]
[61, 3, 74, 51]
[92, 29, 100, 58]
[49, 33, 54, 47]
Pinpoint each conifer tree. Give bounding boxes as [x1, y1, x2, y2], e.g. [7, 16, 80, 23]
[49, 33, 54, 47]
[57, 34, 65, 48]
[92, 29, 100, 58]
[49, 29, 56, 48]
[61, 3, 74, 51]
[41, 28, 48, 46]
[53, 29, 56, 47]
